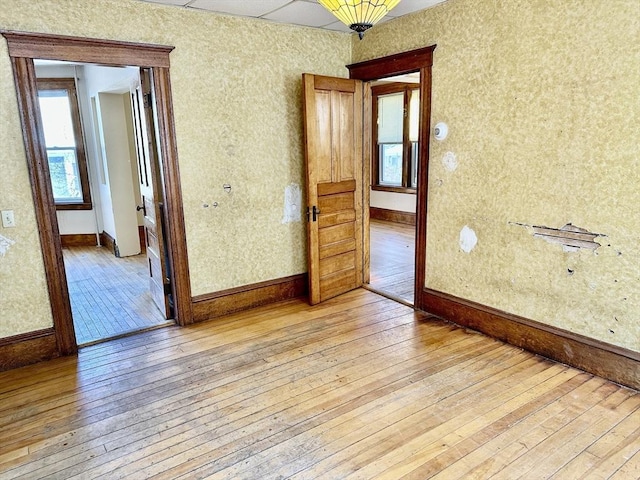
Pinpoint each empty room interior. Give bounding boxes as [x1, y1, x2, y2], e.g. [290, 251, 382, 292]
[0, 0, 638, 478]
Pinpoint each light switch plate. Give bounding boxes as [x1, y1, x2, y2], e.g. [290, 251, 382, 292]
[1, 210, 15, 228]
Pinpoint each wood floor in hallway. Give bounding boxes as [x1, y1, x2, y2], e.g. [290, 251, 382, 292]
[0, 289, 638, 479]
[369, 219, 415, 305]
[63, 246, 172, 346]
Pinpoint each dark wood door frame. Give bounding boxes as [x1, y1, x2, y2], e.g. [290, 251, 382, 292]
[1, 30, 193, 356]
[348, 46, 436, 312]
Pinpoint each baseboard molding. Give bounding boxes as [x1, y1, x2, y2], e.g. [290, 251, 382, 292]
[0, 328, 59, 371]
[192, 274, 308, 322]
[370, 207, 416, 226]
[100, 230, 118, 257]
[60, 233, 98, 248]
[420, 288, 640, 390]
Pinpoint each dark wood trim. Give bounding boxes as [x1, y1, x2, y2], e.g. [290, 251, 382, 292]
[60, 233, 98, 247]
[9, 56, 77, 356]
[420, 288, 640, 391]
[1, 30, 173, 68]
[349, 45, 436, 312]
[347, 46, 436, 81]
[192, 274, 308, 323]
[2, 31, 190, 363]
[369, 207, 416, 226]
[138, 225, 146, 252]
[152, 67, 193, 326]
[414, 62, 434, 310]
[55, 202, 92, 210]
[0, 329, 59, 371]
[371, 185, 416, 194]
[100, 230, 117, 256]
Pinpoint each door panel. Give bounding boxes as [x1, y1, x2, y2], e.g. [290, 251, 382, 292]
[318, 210, 356, 229]
[131, 68, 171, 318]
[303, 73, 363, 305]
[319, 239, 357, 260]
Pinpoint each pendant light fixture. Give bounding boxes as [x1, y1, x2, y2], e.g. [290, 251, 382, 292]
[318, 0, 401, 39]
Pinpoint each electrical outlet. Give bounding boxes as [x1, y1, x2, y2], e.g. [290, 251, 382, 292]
[1, 210, 15, 228]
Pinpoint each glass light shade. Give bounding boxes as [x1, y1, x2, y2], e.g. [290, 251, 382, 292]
[318, 0, 401, 38]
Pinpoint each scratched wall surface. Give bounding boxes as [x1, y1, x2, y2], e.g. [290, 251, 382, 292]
[354, 0, 640, 352]
[0, 0, 351, 337]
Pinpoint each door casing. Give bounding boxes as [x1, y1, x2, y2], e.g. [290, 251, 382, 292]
[347, 45, 436, 312]
[2, 30, 193, 355]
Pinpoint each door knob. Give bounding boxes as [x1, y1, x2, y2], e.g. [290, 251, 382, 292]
[136, 205, 145, 212]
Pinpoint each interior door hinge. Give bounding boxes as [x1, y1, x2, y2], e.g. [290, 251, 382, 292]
[143, 92, 152, 108]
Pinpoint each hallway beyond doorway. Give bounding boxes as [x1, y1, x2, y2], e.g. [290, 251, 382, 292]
[369, 219, 415, 304]
[63, 246, 173, 346]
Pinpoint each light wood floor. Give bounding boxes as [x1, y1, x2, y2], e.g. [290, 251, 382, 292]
[369, 219, 415, 304]
[63, 246, 172, 346]
[1, 289, 638, 479]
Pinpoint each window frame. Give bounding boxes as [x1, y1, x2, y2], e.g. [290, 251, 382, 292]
[371, 82, 419, 194]
[37, 77, 92, 210]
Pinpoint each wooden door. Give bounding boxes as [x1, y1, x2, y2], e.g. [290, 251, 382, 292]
[302, 74, 364, 305]
[131, 68, 171, 318]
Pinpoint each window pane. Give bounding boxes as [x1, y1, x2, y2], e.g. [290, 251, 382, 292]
[379, 144, 403, 186]
[39, 87, 85, 204]
[377, 92, 403, 143]
[38, 91, 76, 148]
[410, 142, 419, 188]
[47, 149, 83, 202]
[409, 89, 420, 142]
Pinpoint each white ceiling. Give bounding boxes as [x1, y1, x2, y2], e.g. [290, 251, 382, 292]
[137, 0, 447, 34]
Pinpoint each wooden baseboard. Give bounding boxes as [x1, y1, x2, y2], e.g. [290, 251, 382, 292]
[192, 274, 308, 322]
[420, 288, 640, 391]
[370, 207, 416, 226]
[100, 230, 118, 257]
[0, 329, 59, 371]
[60, 233, 98, 248]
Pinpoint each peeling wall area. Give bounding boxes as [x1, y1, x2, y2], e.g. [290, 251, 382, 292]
[353, 0, 640, 352]
[0, 0, 351, 337]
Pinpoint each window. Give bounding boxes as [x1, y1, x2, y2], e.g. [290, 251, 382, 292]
[372, 83, 420, 192]
[37, 78, 91, 209]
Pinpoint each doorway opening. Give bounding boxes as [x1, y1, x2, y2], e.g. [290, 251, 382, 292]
[347, 46, 435, 312]
[3, 31, 193, 356]
[34, 60, 174, 346]
[366, 73, 420, 306]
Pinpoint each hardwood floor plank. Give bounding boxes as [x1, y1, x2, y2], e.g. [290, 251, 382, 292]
[63, 246, 169, 345]
[345, 366, 587, 480]
[0, 289, 637, 480]
[0, 301, 414, 455]
[220, 355, 565, 480]
[425, 381, 630, 480]
[149, 338, 502, 480]
[576, 420, 640, 479]
[609, 447, 640, 479]
[46, 315, 464, 478]
[369, 219, 415, 304]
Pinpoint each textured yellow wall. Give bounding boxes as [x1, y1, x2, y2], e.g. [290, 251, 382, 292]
[354, 0, 640, 352]
[0, 0, 351, 337]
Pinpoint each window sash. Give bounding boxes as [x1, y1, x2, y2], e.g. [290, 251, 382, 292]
[372, 83, 420, 192]
[37, 78, 91, 210]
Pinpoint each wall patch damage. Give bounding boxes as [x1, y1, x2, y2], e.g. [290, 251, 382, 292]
[0, 234, 15, 257]
[513, 222, 605, 252]
[459, 225, 478, 253]
[282, 183, 302, 224]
